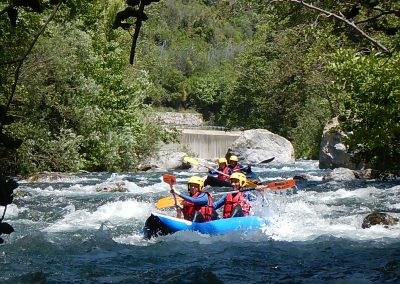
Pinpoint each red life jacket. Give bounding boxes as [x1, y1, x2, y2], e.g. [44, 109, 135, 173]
[223, 192, 251, 218]
[217, 166, 231, 181]
[182, 192, 214, 222]
[229, 164, 241, 173]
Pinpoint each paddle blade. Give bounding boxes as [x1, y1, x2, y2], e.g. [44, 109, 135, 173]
[260, 157, 275, 164]
[183, 156, 199, 165]
[259, 179, 295, 190]
[244, 180, 259, 187]
[163, 174, 176, 185]
[156, 196, 184, 209]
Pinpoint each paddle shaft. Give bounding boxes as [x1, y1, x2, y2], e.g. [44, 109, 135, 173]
[214, 181, 295, 195]
[184, 156, 230, 177]
[184, 156, 271, 179]
[213, 188, 257, 196]
[234, 157, 274, 172]
[202, 163, 230, 177]
[156, 179, 296, 209]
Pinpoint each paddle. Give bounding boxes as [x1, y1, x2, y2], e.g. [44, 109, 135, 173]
[183, 156, 259, 187]
[257, 179, 296, 190]
[185, 156, 274, 179]
[259, 157, 275, 164]
[183, 156, 230, 177]
[244, 180, 258, 187]
[163, 174, 176, 186]
[156, 195, 182, 209]
[158, 174, 183, 209]
[227, 179, 296, 194]
[156, 178, 296, 209]
[226, 149, 275, 165]
[240, 157, 275, 173]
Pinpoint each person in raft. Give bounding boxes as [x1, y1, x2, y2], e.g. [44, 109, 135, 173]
[213, 172, 256, 218]
[208, 157, 232, 180]
[170, 176, 217, 222]
[228, 155, 246, 173]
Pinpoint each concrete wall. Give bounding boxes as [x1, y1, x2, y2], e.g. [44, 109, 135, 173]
[151, 111, 240, 159]
[180, 129, 241, 159]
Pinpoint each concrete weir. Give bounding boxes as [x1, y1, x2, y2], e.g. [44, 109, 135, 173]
[180, 129, 241, 160]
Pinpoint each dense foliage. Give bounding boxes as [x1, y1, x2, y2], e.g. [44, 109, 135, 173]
[328, 50, 400, 172]
[0, 0, 175, 174]
[0, 0, 399, 173]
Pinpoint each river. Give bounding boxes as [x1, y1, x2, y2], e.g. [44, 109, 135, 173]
[1, 160, 399, 283]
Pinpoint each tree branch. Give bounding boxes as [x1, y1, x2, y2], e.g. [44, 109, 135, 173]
[0, 1, 64, 134]
[0, 205, 7, 222]
[272, 0, 391, 54]
[356, 8, 400, 25]
[129, 1, 146, 65]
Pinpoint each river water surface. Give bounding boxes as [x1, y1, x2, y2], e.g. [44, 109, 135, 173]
[1, 160, 400, 283]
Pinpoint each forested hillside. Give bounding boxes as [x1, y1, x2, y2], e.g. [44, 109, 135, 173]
[1, 0, 399, 174]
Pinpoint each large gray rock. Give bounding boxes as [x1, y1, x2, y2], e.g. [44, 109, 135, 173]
[322, 167, 357, 181]
[95, 181, 128, 192]
[139, 142, 189, 171]
[319, 117, 355, 169]
[152, 150, 188, 170]
[229, 129, 295, 164]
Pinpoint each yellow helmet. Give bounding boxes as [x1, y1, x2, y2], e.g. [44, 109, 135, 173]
[230, 172, 246, 187]
[218, 158, 227, 164]
[188, 176, 204, 191]
[230, 155, 238, 162]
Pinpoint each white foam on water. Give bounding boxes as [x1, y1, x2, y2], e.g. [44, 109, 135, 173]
[106, 173, 166, 193]
[267, 166, 309, 172]
[115, 182, 400, 246]
[391, 203, 400, 210]
[106, 173, 126, 182]
[44, 199, 154, 233]
[12, 160, 400, 246]
[18, 179, 171, 196]
[0, 204, 23, 218]
[262, 185, 400, 242]
[19, 184, 105, 196]
[114, 234, 149, 246]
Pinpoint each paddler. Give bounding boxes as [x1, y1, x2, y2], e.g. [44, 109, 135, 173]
[170, 176, 217, 222]
[213, 172, 256, 218]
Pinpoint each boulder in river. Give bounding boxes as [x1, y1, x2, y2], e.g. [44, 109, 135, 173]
[228, 129, 295, 164]
[362, 212, 399, 229]
[322, 167, 357, 181]
[95, 181, 128, 192]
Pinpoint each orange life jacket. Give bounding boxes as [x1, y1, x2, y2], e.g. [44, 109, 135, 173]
[223, 192, 251, 218]
[182, 192, 214, 222]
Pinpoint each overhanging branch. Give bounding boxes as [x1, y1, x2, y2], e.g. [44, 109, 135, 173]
[129, 1, 147, 64]
[272, 0, 391, 54]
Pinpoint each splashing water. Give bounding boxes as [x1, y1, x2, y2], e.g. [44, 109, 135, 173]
[1, 161, 399, 283]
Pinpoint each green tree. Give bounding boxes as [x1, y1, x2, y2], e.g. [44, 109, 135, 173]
[186, 66, 235, 123]
[219, 20, 338, 158]
[327, 50, 400, 172]
[1, 0, 175, 174]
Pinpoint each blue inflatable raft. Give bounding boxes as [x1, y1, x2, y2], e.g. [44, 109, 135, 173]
[143, 212, 269, 239]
